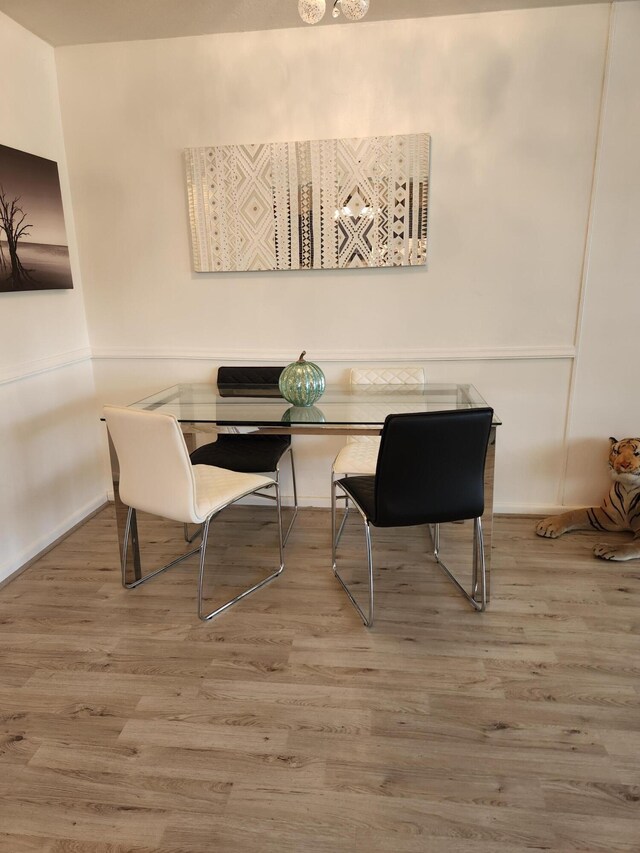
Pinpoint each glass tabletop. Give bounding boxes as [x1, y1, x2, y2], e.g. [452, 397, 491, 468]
[128, 382, 501, 428]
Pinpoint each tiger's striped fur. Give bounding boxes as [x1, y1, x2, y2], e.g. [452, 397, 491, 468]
[536, 437, 640, 561]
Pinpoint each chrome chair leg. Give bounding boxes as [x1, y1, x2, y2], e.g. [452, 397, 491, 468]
[430, 522, 440, 558]
[197, 482, 285, 621]
[472, 516, 486, 610]
[288, 445, 299, 528]
[183, 522, 203, 544]
[332, 484, 374, 627]
[281, 445, 298, 545]
[432, 516, 486, 612]
[331, 474, 337, 570]
[122, 507, 201, 589]
[331, 470, 350, 549]
[244, 446, 297, 546]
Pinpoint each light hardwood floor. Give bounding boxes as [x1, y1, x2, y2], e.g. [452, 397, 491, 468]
[0, 506, 639, 852]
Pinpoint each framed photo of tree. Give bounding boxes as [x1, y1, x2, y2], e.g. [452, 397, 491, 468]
[0, 143, 73, 292]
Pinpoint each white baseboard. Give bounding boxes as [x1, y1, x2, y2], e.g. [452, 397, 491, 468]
[247, 497, 586, 515]
[102, 492, 583, 516]
[0, 494, 108, 587]
[494, 504, 585, 516]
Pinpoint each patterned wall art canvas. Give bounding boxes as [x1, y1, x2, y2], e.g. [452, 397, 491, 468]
[185, 132, 429, 272]
[0, 143, 73, 292]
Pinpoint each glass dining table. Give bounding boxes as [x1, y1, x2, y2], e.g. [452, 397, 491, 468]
[107, 381, 501, 598]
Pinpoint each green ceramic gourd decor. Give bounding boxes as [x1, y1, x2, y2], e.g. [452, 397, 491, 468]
[279, 351, 326, 407]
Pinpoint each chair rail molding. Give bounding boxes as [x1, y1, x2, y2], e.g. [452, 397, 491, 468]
[90, 345, 575, 363]
[0, 347, 93, 386]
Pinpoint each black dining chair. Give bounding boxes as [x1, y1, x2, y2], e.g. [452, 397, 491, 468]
[189, 366, 298, 543]
[331, 407, 494, 627]
[331, 365, 425, 548]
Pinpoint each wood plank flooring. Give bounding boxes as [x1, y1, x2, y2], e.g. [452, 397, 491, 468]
[0, 506, 639, 852]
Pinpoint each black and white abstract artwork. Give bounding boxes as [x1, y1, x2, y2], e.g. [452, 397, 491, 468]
[0, 143, 73, 292]
[185, 133, 430, 273]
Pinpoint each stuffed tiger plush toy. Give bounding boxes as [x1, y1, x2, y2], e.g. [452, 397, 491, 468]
[536, 437, 640, 560]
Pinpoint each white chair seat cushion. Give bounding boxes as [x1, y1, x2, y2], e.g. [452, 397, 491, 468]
[332, 438, 380, 475]
[193, 465, 274, 522]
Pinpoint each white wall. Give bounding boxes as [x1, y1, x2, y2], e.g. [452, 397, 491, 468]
[0, 12, 105, 583]
[564, 0, 640, 505]
[56, 6, 606, 357]
[55, 4, 616, 512]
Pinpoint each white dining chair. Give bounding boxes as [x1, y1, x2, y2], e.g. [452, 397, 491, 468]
[103, 405, 284, 621]
[331, 366, 425, 546]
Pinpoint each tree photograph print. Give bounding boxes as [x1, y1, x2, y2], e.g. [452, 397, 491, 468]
[0, 143, 73, 292]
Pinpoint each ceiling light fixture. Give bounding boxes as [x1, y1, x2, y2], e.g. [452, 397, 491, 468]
[298, 0, 370, 25]
[333, 0, 370, 20]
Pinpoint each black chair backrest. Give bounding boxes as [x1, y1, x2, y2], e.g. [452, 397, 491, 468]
[373, 408, 494, 527]
[217, 366, 285, 397]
